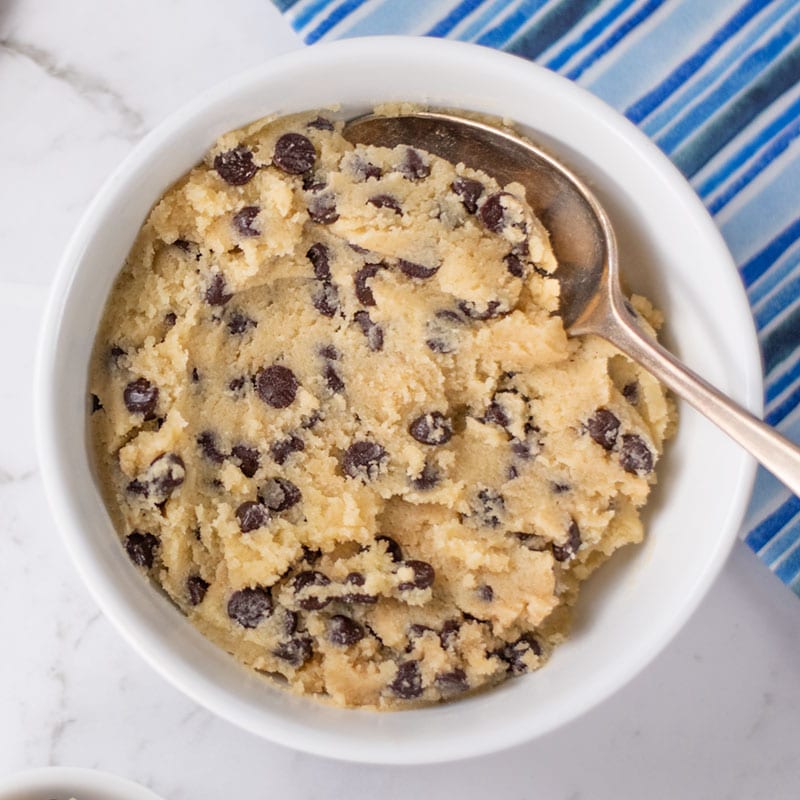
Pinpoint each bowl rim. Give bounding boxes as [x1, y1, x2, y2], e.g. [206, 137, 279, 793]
[0, 767, 163, 799]
[34, 35, 762, 764]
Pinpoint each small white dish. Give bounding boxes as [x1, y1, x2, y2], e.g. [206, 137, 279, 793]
[35, 36, 761, 764]
[0, 767, 162, 800]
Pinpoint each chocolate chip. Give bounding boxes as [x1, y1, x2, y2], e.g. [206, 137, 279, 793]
[236, 501, 270, 533]
[435, 669, 469, 694]
[191, 368, 200, 383]
[398, 259, 439, 279]
[479, 192, 511, 233]
[308, 192, 339, 224]
[205, 272, 232, 306]
[586, 409, 620, 450]
[342, 440, 387, 480]
[213, 145, 258, 185]
[477, 584, 494, 602]
[482, 400, 510, 428]
[227, 311, 256, 335]
[353, 310, 384, 351]
[324, 363, 344, 393]
[312, 281, 340, 318]
[282, 609, 299, 635]
[439, 619, 460, 648]
[409, 412, 452, 445]
[123, 378, 158, 419]
[473, 488, 505, 528]
[273, 132, 316, 174]
[307, 116, 334, 131]
[260, 477, 301, 512]
[505, 252, 526, 278]
[187, 575, 210, 606]
[126, 478, 149, 496]
[425, 309, 464, 354]
[514, 532, 549, 551]
[376, 535, 402, 563]
[407, 624, 433, 647]
[397, 148, 430, 180]
[231, 444, 260, 478]
[125, 531, 158, 568]
[458, 299, 504, 320]
[341, 572, 377, 604]
[303, 174, 327, 192]
[148, 453, 185, 500]
[552, 482, 571, 494]
[306, 243, 331, 280]
[622, 382, 639, 404]
[329, 614, 365, 646]
[302, 545, 321, 564]
[227, 586, 273, 628]
[350, 154, 382, 181]
[511, 440, 532, 460]
[255, 365, 299, 408]
[398, 560, 435, 591]
[498, 633, 541, 675]
[233, 205, 260, 237]
[320, 344, 339, 360]
[91, 394, 103, 413]
[110, 345, 126, 365]
[173, 239, 192, 252]
[273, 635, 314, 667]
[619, 434, 653, 475]
[552, 520, 581, 562]
[410, 462, 439, 491]
[294, 570, 331, 610]
[353, 263, 384, 306]
[164, 311, 177, 328]
[229, 376, 246, 392]
[303, 411, 323, 430]
[389, 660, 423, 699]
[271, 434, 304, 465]
[451, 177, 484, 214]
[367, 194, 402, 215]
[197, 431, 226, 463]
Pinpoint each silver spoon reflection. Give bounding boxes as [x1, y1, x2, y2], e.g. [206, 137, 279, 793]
[344, 111, 800, 496]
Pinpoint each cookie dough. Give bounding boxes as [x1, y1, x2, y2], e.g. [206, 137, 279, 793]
[89, 109, 676, 708]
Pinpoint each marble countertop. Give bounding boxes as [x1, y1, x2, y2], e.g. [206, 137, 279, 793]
[2, 1, 800, 797]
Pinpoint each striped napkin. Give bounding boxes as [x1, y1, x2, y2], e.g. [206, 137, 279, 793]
[272, 0, 800, 595]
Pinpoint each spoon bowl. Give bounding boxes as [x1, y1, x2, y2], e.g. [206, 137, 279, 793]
[345, 111, 800, 496]
[345, 111, 610, 330]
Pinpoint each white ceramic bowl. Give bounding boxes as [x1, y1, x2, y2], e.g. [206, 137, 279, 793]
[0, 767, 162, 800]
[35, 36, 761, 764]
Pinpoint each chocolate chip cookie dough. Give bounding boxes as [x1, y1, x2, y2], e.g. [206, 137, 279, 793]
[89, 109, 676, 708]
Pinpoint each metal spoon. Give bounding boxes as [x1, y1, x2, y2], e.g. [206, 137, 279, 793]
[344, 111, 800, 496]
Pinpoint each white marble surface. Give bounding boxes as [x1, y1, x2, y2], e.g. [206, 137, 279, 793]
[2, 1, 800, 797]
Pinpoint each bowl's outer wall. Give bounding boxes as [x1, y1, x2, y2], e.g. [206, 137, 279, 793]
[0, 767, 163, 800]
[35, 37, 761, 764]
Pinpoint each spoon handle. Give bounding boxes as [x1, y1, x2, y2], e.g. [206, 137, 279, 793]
[601, 314, 800, 498]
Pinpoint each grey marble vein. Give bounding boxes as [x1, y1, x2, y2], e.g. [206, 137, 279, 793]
[46, 668, 75, 764]
[73, 610, 103, 649]
[0, 466, 36, 485]
[0, 36, 145, 140]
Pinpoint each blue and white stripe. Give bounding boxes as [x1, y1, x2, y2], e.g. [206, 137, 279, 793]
[273, 0, 800, 595]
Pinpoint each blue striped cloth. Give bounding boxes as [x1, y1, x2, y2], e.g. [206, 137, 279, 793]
[272, 0, 800, 595]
